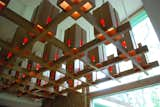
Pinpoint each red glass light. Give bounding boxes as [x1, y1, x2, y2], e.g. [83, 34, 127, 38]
[37, 79, 41, 86]
[100, 18, 106, 27]
[86, 74, 92, 81]
[22, 73, 26, 78]
[54, 53, 59, 61]
[67, 79, 73, 87]
[27, 63, 32, 70]
[121, 41, 127, 48]
[67, 39, 71, 47]
[7, 52, 13, 59]
[36, 63, 41, 71]
[80, 39, 83, 47]
[22, 37, 29, 45]
[50, 71, 55, 80]
[108, 66, 113, 73]
[136, 56, 142, 63]
[44, 53, 49, 61]
[15, 71, 19, 78]
[46, 16, 52, 24]
[69, 64, 73, 72]
[91, 55, 96, 63]
[0, 1, 5, 10]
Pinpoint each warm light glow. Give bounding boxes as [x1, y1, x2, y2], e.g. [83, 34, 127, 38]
[81, 2, 93, 12]
[71, 11, 81, 19]
[0, 1, 5, 10]
[59, 1, 72, 11]
[106, 27, 117, 36]
[47, 31, 53, 37]
[72, 48, 79, 54]
[97, 34, 106, 41]
[36, 24, 44, 32]
[71, 0, 82, 3]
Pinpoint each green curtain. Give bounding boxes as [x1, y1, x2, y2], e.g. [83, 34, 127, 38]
[130, 10, 148, 27]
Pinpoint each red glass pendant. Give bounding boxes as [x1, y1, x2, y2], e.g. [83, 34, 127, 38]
[22, 37, 29, 46]
[80, 39, 83, 47]
[67, 39, 71, 47]
[91, 55, 96, 63]
[46, 16, 52, 24]
[108, 66, 113, 73]
[27, 63, 32, 70]
[22, 73, 26, 78]
[121, 41, 127, 48]
[54, 53, 59, 61]
[136, 56, 142, 63]
[37, 79, 41, 86]
[7, 52, 13, 59]
[36, 63, 41, 71]
[67, 79, 73, 87]
[0, 1, 5, 10]
[100, 18, 106, 27]
[86, 73, 92, 81]
[50, 71, 55, 80]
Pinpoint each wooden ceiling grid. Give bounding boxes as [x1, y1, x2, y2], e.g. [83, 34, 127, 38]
[0, 0, 159, 99]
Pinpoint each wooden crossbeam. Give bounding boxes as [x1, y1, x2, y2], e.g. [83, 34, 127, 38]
[60, 61, 159, 94]
[45, 22, 131, 72]
[80, 11, 148, 75]
[44, 45, 148, 88]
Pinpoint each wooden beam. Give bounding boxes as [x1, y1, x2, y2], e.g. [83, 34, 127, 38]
[60, 61, 159, 94]
[45, 45, 148, 87]
[89, 71, 160, 98]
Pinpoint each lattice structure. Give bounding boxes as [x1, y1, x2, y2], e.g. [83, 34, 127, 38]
[0, 0, 159, 99]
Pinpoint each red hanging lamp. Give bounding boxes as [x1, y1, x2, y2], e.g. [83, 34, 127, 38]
[0, 1, 5, 10]
[67, 39, 71, 47]
[121, 40, 127, 48]
[7, 52, 13, 59]
[99, 18, 106, 27]
[22, 37, 29, 46]
[46, 16, 52, 24]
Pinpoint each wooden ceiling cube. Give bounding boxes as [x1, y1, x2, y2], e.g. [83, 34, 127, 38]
[93, 2, 120, 35]
[64, 24, 87, 48]
[32, 0, 59, 27]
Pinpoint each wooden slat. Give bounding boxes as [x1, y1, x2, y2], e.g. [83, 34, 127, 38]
[46, 46, 148, 87]
[60, 61, 159, 94]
